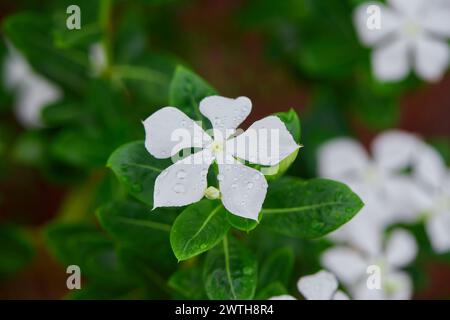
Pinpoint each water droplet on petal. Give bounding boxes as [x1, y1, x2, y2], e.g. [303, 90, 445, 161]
[173, 184, 185, 194]
[176, 169, 187, 180]
[240, 200, 246, 206]
[246, 182, 253, 189]
[217, 174, 224, 181]
[231, 183, 238, 190]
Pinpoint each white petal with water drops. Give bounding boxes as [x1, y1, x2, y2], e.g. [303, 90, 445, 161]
[218, 155, 267, 220]
[153, 149, 214, 209]
[227, 115, 299, 166]
[199, 95, 252, 140]
[143, 107, 212, 159]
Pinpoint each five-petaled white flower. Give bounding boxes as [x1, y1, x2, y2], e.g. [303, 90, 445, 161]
[322, 229, 417, 300]
[318, 130, 429, 255]
[143, 95, 299, 220]
[354, 0, 450, 82]
[270, 270, 349, 300]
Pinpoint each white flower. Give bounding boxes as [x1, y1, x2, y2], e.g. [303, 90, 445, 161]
[2, 44, 62, 128]
[143, 95, 299, 220]
[412, 143, 450, 253]
[354, 0, 450, 82]
[318, 130, 429, 254]
[322, 229, 417, 300]
[270, 270, 349, 300]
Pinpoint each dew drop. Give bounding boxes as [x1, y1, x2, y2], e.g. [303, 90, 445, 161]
[173, 184, 185, 194]
[176, 169, 187, 180]
[231, 183, 238, 190]
[180, 119, 187, 127]
[217, 174, 224, 181]
[246, 182, 254, 189]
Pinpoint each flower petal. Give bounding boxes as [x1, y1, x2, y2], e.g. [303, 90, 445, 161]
[268, 295, 296, 300]
[218, 155, 268, 220]
[153, 149, 214, 209]
[414, 35, 450, 82]
[388, 0, 427, 16]
[413, 143, 447, 190]
[383, 176, 433, 223]
[227, 115, 299, 166]
[321, 247, 367, 286]
[15, 75, 62, 128]
[199, 95, 252, 140]
[372, 130, 422, 172]
[426, 211, 450, 253]
[419, 6, 450, 37]
[333, 290, 350, 300]
[353, 2, 401, 46]
[385, 229, 417, 268]
[372, 39, 410, 81]
[297, 270, 338, 300]
[384, 271, 413, 300]
[317, 138, 369, 181]
[143, 107, 211, 159]
[351, 280, 386, 300]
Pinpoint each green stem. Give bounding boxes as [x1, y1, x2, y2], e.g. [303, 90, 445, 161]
[99, 0, 113, 68]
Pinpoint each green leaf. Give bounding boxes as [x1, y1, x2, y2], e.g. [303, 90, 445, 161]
[170, 200, 229, 261]
[107, 141, 171, 207]
[203, 236, 257, 300]
[169, 65, 217, 122]
[259, 247, 294, 288]
[255, 282, 289, 300]
[226, 211, 260, 232]
[261, 177, 363, 238]
[97, 198, 175, 247]
[168, 263, 206, 299]
[0, 224, 34, 280]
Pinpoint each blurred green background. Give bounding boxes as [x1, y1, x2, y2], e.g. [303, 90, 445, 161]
[0, 0, 449, 299]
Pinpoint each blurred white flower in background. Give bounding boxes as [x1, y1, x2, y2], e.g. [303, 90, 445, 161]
[318, 130, 429, 254]
[2, 43, 62, 128]
[354, 0, 450, 82]
[270, 270, 349, 300]
[413, 143, 450, 253]
[89, 42, 108, 77]
[322, 229, 417, 300]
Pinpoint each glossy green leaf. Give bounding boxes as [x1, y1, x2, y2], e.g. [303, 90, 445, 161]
[169, 65, 217, 122]
[255, 282, 289, 300]
[170, 200, 229, 261]
[107, 141, 171, 207]
[262, 177, 363, 238]
[203, 236, 257, 300]
[97, 198, 176, 247]
[226, 211, 259, 232]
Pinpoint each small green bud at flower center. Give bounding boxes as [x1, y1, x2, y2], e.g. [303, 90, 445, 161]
[204, 186, 221, 200]
[403, 20, 420, 37]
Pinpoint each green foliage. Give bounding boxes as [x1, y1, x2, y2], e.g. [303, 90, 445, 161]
[203, 236, 258, 300]
[170, 200, 229, 261]
[0, 225, 34, 280]
[262, 177, 363, 238]
[169, 66, 217, 122]
[107, 141, 171, 207]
